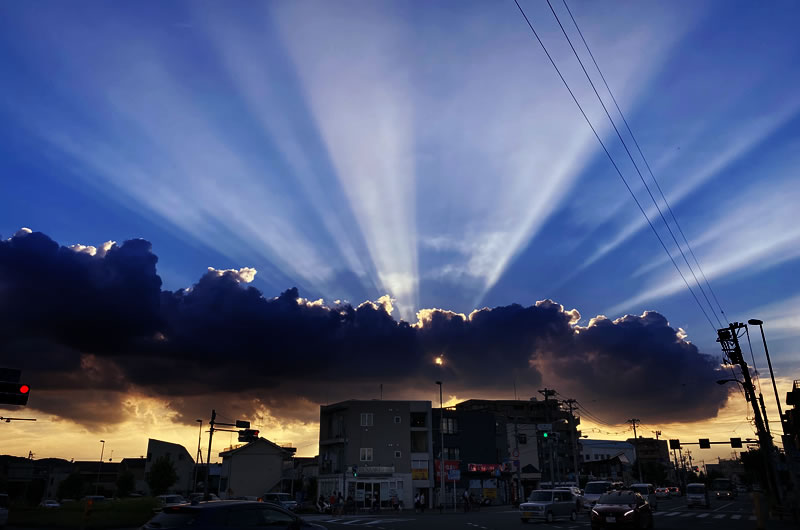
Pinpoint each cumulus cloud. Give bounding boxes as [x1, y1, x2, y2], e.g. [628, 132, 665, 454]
[0, 230, 730, 428]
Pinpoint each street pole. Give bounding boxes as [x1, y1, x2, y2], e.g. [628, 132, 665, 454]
[96, 440, 105, 495]
[204, 410, 216, 501]
[627, 419, 643, 483]
[749, 319, 785, 435]
[436, 381, 444, 510]
[539, 388, 556, 487]
[565, 400, 580, 487]
[514, 419, 522, 501]
[193, 419, 202, 493]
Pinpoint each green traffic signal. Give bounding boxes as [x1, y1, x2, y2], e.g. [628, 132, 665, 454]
[543, 432, 548, 438]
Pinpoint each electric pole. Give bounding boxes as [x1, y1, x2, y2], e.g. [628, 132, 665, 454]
[717, 323, 782, 505]
[539, 388, 557, 485]
[652, 430, 661, 440]
[564, 399, 580, 486]
[627, 419, 643, 483]
[514, 418, 522, 502]
[204, 409, 216, 501]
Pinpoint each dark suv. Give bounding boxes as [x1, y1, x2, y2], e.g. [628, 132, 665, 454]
[141, 501, 323, 529]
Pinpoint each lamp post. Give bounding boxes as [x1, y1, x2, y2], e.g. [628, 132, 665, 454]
[435, 380, 444, 512]
[748, 319, 785, 434]
[194, 419, 203, 493]
[96, 440, 105, 495]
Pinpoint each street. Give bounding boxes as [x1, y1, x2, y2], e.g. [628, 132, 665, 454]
[302, 496, 798, 530]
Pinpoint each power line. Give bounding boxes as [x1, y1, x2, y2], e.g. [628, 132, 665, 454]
[512, 0, 717, 332]
[560, 0, 728, 324]
[545, 0, 723, 329]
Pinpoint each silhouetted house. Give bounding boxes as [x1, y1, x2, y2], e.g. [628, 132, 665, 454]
[218, 437, 296, 498]
[145, 439, 195, 495]
[72, 460, 121, 497]
[581, 453, 633, 482]
[121, 457, 147, 494]
[318, 400, 434, 510]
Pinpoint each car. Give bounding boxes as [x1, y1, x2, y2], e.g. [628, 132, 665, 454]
[39, 499, 61, 508]
[156, 494, 188, 507]
[0, 493, 9, 528]
[555, 486, 584, 510]
[519, 489, 578, 523]
[668, 486, 681, 497]
[261, 493, 298, 512]
[655, 487, 670, 499]
[189, 493, 220, 502]
[141, 500, 325, 529]
[590, 490, 654, 529]
[582, 481, 614, 510]
[686, 483, 710, 508]
[629, 484, 658, 511]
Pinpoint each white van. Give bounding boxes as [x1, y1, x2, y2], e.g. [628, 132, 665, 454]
[686, 483, 710, 508]
[582, 481, 613, 509]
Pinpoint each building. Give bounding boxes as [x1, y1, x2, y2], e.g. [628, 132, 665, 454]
[219, 438, 296, 498]
[455, 398, 580, 488]
[581, 453, 634, 482]
[145, 439, 195, 495]
[120, 457, 147, 495]
[580, 440, 636, 465]
[318, 400, 433, 510]
[626, 437, 669, 466]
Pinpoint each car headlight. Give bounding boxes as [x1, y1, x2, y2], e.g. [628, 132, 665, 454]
[591, 509, 599, 516]
[624, 510, 634, 517]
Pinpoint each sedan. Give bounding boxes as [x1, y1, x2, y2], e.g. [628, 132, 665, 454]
[668, 486, 681, 497]
[654, 488, 670, 500]
[142, 501, 324, 529]
[590, 491, 653, 529]
[40, 499, 61, 508]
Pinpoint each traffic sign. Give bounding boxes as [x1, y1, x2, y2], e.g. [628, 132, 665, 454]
[537, 424, 552, 431]
[447, 469, 461, 480]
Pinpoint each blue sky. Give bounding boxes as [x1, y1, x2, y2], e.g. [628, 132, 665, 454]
[2, 0, 799, 375]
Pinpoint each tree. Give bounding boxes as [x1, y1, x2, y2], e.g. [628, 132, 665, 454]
[57, 472, 85, 500]
[146, 456, 178, 496]
[116, 470, 136, 498]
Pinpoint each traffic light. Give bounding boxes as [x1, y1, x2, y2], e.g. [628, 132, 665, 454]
[693, 466, 699, 472]
[699, 439, 711, 449]
[669, 439, 681, 450]
[238, 429, 259, 443]
[730, 437, 742, 448]
[542, 432, 548, 438]
[0, 382, 30, 406]
[352, 465, 358, 477]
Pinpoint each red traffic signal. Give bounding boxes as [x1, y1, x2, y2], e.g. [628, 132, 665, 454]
[238, 429, 260, 443]
[0, 382, 31, 405]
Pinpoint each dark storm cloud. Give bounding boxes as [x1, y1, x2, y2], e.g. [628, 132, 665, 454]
[0, 230, 730, 427]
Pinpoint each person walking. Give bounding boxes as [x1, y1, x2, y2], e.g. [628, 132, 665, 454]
[420, 492, 426, 513]
[463, 489, 470, 512]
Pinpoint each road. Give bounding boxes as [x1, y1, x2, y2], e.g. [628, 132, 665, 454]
[303, 496, 797, 530]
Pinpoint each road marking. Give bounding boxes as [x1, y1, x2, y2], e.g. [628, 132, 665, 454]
[731, 514, 741, 520]
[712, 502, 734, 512]
[680, 512, 695, 517]
[697, 513, 709, 518]
[713, 514, 725, 519]
[664, 511, 681, 516]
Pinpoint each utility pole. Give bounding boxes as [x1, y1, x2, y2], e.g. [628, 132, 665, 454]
[539, 388, 557, 486]
[204, 410, 216, 501]
[627, 419, 643, 483]
[514, 418, 522, 501]
[685, 450, 693, 473]
[748, 319, 785, 434]
[564, 399, 580, 486]
[717, 323, 782, 505]
[652, 430, 661, 440]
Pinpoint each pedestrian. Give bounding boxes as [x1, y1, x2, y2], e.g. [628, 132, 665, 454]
[420, 492, 426, 513]
[414, 492, 420, 513]
[337, 492, 344, 515]
[463, 489, 470, 512]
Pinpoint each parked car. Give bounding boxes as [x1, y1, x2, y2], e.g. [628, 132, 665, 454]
[39, 499, 61, 508]
[590, 491, 653, 529]
[142, 501, 325, 529]
[668, 486, 681, 497]
[629, 484, 658, 511]
[686, 483, 710, 508]
[583, 481, 614, 509]
[156, 494, 188, 507]
[261, 493, 298, 512]
[655, 487, 670, 499]
[0, 493, 9, 528]
[519, 489, 578, 523]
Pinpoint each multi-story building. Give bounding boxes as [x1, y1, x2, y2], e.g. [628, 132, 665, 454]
[626, 437, 669, 467]
[580, 440, 636, 465]
[318, 400, 433, 510]
[455, 398, 580, 489]
[145, 439, 195, 495]
[219, 437, 296, 498]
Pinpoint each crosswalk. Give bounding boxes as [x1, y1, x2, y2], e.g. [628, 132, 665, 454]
[657, 511, 755, 521]
[315, 517, 415, 525]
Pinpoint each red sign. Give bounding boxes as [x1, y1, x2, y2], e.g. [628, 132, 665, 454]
[467, 463, 501, 473]
[434, 460, 461, 480]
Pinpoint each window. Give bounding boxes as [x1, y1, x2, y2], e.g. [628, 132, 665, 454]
[518, 433, 527, 444]
[443, 447, 460, 460]
[441, 417, 458, 434]
[411, 431, 428, 452]
[360, 448, 373, 462]
[410, 412, 427, 428]
[361, 413, 374, 427]
[394, 416, 401, 424]
[412, 459, 427, 469]
[394, 450, 402, 458]
[260, 506, 295, 525]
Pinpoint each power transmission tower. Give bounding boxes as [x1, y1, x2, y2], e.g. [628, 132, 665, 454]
[717, 323, 782, 505]
[627, 419, 643, 483]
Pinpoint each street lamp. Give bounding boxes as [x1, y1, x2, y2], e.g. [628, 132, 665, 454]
[748, 319, 785, 434]
[435, 380, 444, 512]
[96, 440, 106, 495]
[194, 419, 203, 492]
[716, 378, 744, 386]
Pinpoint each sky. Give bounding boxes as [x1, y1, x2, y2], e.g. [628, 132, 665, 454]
[1, 0, 799, 466]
